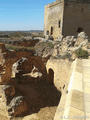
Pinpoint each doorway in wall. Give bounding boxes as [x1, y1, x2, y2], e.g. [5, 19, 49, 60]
[58, 20, 61, 28]
[46, 30, 49, 35]
[50, 26, 53, 35]
[48, 68, 54, 84]
[77, 27, 84, 33]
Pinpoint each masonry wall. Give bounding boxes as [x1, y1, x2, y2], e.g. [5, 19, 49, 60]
[46, 58, 72, 91]
[44, 1, 64, 39]
[63, 1, 90, 37]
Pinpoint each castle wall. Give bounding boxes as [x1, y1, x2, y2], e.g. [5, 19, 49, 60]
[46, 58, 71, 91]
[63, 1, 90, 37]
[44, 1, 64, 39]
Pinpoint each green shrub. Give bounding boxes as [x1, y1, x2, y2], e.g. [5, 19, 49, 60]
[75, 48, 89, 59]
[47, 42, 54, 48]
[39, 42, 54, 49]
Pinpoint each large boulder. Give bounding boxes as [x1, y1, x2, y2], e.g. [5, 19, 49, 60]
[77, 32, 88, 39]
[23, 66, 42, 78]
[35, 41, 54, 58]
[11, 56, 47, 81]
[12, 57, 28, 78]
[75, 32, 88, 49]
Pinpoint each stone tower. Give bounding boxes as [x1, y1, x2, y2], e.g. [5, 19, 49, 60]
[44, 0, 90, 39]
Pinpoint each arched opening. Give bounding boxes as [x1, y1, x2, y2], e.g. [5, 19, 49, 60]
[48, 68, 54, 84]
[77, 27, 84, 33]
[58, 20, 61, 28]
[81, 8, 84, 13]
[46, 30, 49, 35]
[50, 26, 53, 35]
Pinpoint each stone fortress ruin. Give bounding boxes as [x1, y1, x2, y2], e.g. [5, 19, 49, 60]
[44, 0, 90, 39]
[0, 0, 90, 120]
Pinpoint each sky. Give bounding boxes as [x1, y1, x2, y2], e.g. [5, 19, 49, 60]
[0, 0, 54, 31]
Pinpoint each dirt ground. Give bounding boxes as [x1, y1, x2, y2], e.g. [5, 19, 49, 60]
[12, 78, 61, 120]
[12, 106, 57, 120]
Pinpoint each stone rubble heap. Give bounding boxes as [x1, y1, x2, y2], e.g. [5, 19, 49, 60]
[0, 43, 28, 118]
[0, 43, 47, 119]
[52, 32, 90, 59]
[34, 32, 90, 59]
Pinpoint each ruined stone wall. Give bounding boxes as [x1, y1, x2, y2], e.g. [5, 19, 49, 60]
[63, 1, 90, 38]
[44, 1, 64, 39]
[46, 58, 72, 91]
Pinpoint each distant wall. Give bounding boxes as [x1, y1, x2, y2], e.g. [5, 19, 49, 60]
[63, 1, 90, 37]
[44, 1, 64, 39]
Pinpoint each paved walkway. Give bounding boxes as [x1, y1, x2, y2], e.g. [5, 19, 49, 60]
[82, 60, 90, 120]
[54, 59, 90, 120]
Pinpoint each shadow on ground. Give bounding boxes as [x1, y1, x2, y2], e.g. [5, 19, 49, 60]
[14, 73, 61, 116]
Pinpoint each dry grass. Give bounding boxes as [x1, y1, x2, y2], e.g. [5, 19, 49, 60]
[5, 44, 34, 51]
